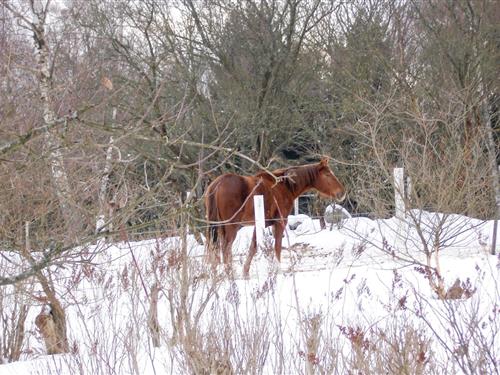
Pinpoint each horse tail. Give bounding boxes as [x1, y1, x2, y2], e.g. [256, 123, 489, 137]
[209, 223, 218, 245]
[205, 185, 219, 246]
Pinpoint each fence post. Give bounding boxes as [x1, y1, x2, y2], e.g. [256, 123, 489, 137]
[294, 198, 299, 216]
[254, 195, 265, 251]
[393, 167, 405, 220]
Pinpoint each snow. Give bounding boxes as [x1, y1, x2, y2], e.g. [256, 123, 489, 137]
[1, 211, 499, 374]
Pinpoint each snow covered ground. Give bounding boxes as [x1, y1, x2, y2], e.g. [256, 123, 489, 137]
[1, 212, 499, 374]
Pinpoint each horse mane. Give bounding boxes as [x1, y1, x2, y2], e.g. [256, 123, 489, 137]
[255, 163, 320, 194]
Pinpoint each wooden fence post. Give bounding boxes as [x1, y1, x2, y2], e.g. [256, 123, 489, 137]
[254, 195, 265, 251]
[393, 167, 405, 220]
[294, 198, 299, 216]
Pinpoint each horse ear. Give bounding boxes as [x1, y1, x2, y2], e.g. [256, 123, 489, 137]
[319, 157, 329, 168]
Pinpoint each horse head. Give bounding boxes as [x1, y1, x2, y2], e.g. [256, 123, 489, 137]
[314, 157, 346, 202]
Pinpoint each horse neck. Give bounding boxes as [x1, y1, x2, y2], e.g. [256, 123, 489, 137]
[284, 165, 318, 199]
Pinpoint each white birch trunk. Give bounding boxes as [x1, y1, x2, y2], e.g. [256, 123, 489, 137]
[393, 167, 405, 220]
[474, 36, 499, 255]
[33, 9, 73, 224]
[481, 85, 499, 255]
[96, 136, 115, 233]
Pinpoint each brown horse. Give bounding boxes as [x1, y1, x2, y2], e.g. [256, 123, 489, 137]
[204, 158, 346, 277]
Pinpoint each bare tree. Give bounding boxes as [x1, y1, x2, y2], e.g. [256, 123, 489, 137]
[2, 0, 76, 230]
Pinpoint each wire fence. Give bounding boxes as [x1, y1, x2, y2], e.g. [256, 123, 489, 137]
[108, 167, 498, 255]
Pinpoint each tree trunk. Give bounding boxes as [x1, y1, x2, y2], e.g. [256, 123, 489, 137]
[473, 29, 499, 254]
[483, 99, 499, 255]
[31, 4, 75, 238]
[35, 271, 69, 355]
[96, 135, 115, 233]
[35, 302, 68, 355]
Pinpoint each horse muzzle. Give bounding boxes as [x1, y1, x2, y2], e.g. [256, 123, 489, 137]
[335, 191, 346, 203]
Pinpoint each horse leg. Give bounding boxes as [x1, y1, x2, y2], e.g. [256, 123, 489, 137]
[206, 227, 221, 274]
[243, 229, 257, 278]
[273, 221, 286, 262]
[222, 224, 238, 275]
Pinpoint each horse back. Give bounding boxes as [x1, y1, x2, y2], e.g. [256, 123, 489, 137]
[205, 173, 270, 224]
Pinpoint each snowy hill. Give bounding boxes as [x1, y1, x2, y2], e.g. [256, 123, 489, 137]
[1, 212, 499, 374]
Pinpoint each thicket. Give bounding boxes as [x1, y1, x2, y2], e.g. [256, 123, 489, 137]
[0, 0, 499, 372]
